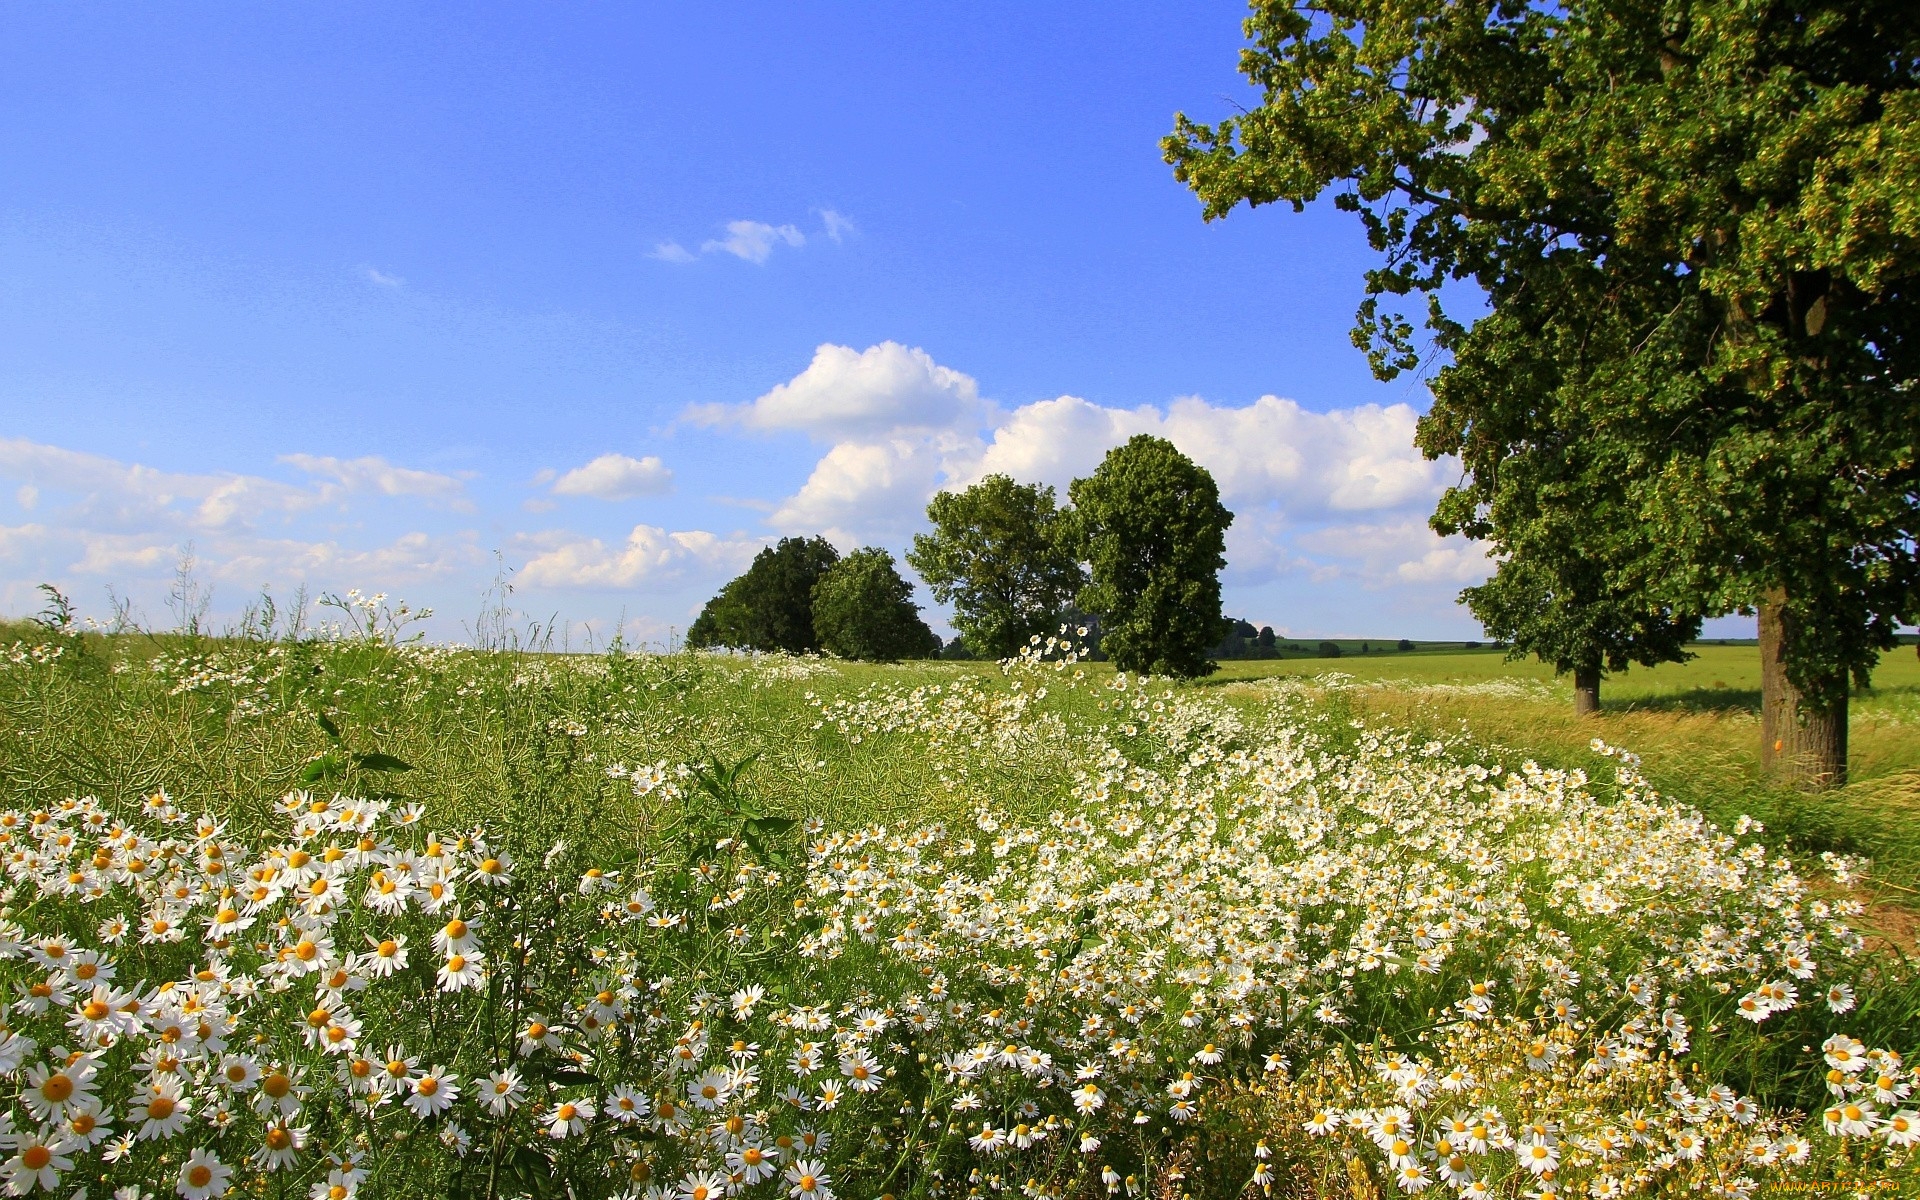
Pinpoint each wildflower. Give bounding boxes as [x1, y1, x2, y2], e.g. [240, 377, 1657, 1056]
[23, 1055, 99, 1123]
[785, 1158, 832, 1200]
[727, 1144, 779, 1185]
[2, 1128, 76, 1194]
[677, 1172, 728, 1200]
[135, 1079, 193, 1140]
[436, 952, 485, 992]
[484, 1068, 526, 1115]
[176, 1149, 230, 1200]
[405, 1066, 459, 1118]
[1883, 1110, 1919, 1148]
[545, 1100, 592, 1139]
[251, 1123, 307, 1171]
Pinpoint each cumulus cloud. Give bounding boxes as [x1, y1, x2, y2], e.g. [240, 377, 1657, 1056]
[1293, 519, 1490, 589]
[517, 525, 763, 590]
[961, 394, 1445, 517]
[548, 453, 674, 501]
[691, 342, 984, 441]
[699, 341, 1482, 613]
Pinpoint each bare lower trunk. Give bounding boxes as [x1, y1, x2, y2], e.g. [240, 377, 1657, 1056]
[1759, 590, 1847, 789]
[1572, 666, 1601, 717]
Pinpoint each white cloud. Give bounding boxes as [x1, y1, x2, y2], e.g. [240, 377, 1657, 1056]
[363, 266, 405, 288]
[517, 525, 763, 590]
[0, 437, 324, 532]
[16, 485, 38, 511]
[960, 394, 1445, 517]
[1294, 519, 1490, 589]
[279, 454, 471, 507]
[548, 453, 674, 501]
[818, 209, 856, 242]
[649, 241, 697, 264]
[701, 220, 805, 264]
[691, 342, 984, 441]
[770, 436, 957, 537]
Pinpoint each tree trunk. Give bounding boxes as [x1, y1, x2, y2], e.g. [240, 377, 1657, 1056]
[1572, 666, 1601, 717]
[1758, 590, 1847, 789]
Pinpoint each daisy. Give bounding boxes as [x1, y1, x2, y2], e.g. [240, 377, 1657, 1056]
[405, 1067, 459, 1118]
[3, 1129, 75, 1195]
[435, 953, 485, 993]
[23, 1055, 99, 1123]
[1883, 1110, 1919, 1148]
[251, 1123, 307, 1171]
[603, 1085, 649, 1124]
[516, 1016, 561, 1057]
[544, 1100, 591, 1139]
[727, 1144, 778, 1185]
[134, 1079, 193, 1140]
[676, 1172, 728, 1200]
[177, 1149, 231, 1200]
[484, 1069, 526, 1115]
[784, 1158, 833, 1200]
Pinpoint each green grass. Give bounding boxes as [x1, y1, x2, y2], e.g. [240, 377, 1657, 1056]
[3, 621, 1917, 1195]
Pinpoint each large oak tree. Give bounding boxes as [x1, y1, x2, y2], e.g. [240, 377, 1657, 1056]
[1167, 0, 1920, 784]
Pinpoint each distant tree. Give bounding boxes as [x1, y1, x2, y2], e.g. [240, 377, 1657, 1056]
[1464, 549, 1700, 716]
[1069, 436, 1234, 678]
[1317, 641, 1342, 659]
[687, 536, 839, 653]
[908, 475, 1087, 660]
[1360, 642, 1369, 654]
[1256, 626, 1277, 654]
[811, 548, 941, 662]
[1397, 639, 1414, 652]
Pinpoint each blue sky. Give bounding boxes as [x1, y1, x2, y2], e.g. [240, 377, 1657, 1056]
[0, 1, 1591, 645]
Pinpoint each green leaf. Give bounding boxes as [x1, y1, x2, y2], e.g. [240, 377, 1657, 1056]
[744, 815, 797, 838]
[300, 754, 345, 783]
[353, 751, 413, 772]
[545, 1067, 597, 1086]
[316, 712, 342, 741]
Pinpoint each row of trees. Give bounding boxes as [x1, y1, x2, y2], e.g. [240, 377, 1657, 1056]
[685, 538, 941, 662]
[689, 436, 1238, 677]
[1167, 0, 1919, 785]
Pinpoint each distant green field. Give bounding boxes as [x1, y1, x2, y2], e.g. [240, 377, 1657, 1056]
[1213, 641, 1920, 708]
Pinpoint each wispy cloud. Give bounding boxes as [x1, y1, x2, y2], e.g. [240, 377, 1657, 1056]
[652, 214, 842, 266]
[701, 220, 805, 264]
[362, 266, 406, 288]
[818, 208, 856, 243]
[278, 454, 473, 509]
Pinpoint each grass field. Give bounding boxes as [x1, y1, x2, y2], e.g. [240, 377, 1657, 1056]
[1, 619, 1915, 1197]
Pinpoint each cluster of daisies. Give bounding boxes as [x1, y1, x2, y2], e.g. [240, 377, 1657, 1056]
[0, 632, 1914, 1198]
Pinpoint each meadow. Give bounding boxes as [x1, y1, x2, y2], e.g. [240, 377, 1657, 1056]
[1, 607, 1916, 1199]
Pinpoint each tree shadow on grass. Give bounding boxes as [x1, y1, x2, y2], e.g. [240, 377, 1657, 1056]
[1610, 688, 1763, 715]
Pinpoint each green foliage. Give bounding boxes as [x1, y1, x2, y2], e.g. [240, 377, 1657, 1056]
[1166, 0, 1920, 709]
[810, 547, 941, 662]
[687, 536, 839, 653]
[906, 474, 1086, 661]
[1069, 435, 1234, 678]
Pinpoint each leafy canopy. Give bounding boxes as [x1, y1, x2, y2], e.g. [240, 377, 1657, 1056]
[811, 548, 941, 662]
[1070, 435, 1234, 679]
[687, 536, 839, 654]
[1167, 0, 1920, 706]
[906, 474, 1086, 661]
